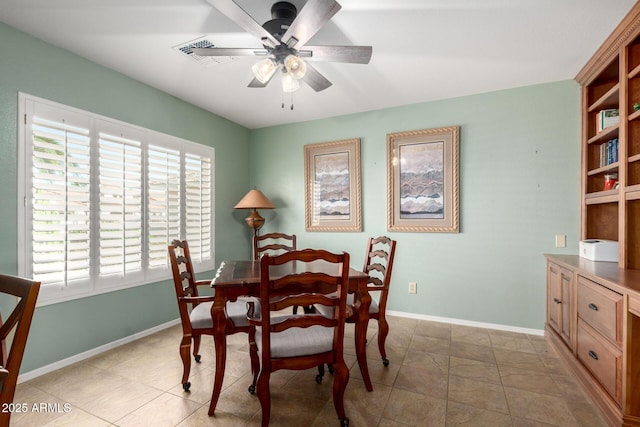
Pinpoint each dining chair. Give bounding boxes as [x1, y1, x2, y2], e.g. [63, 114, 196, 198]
[253, 232, 296, 261]
[247, 249, 351, 427]
[0, 275, 40, 426]
[357, 236, 397, 366]
[168, 240, 257, 392]
[316, 236, 397, 368]
[254, 232, 309, 314]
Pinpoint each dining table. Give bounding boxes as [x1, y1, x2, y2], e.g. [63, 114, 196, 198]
[207, 259, 372, 416]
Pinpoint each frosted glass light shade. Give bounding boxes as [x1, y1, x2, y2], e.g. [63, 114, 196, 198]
[282, 73, 300, 92]
[251, 58, 277, 83]
[284, 55, 307, 79]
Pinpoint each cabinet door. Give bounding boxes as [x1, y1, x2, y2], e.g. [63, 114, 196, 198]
[547, 262, 574, 349]
[548, 262, 561, 333]
[559, 268, 573, 345]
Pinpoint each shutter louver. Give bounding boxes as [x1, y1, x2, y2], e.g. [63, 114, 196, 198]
[147, 145, 181, 268]
[31, 117, 91, 285]
[98, 133, 143, 278]
[20, 95, 215, 304]
[185, 153, 212, 263]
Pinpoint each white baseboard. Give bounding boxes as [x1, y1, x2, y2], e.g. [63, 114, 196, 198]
[19, 318, 181, 383]
[20, 312, 543, 384]
[386, 310, 545, 336]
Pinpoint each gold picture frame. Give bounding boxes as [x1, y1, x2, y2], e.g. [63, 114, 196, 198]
[304, 138, 362, 232]
[387, 126, 459, 232]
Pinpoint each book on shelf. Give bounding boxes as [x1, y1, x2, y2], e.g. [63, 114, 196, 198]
[599, 138, 618, 167]
[596, 108, 619, 132]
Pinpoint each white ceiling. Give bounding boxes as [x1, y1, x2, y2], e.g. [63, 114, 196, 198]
[0, 0, 636, 129]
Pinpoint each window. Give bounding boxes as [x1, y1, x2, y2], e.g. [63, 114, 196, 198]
[18, 94, 215, 305]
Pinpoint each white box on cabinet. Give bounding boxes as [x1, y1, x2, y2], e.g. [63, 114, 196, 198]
[579, 239, 619, 262]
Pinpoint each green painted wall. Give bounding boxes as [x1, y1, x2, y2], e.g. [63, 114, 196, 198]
[0, 23, 252, 372]
[249, 80, 580, 330]
[1, 21, 581, 375]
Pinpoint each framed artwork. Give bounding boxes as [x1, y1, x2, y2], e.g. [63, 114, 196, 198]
[304, 138, 361, 232]
[387, 126, 459, 232]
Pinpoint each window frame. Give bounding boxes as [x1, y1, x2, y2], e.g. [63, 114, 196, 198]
[17, 93, 215, 306]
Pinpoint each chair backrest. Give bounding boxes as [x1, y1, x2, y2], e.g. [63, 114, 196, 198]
[253, 232, 296, 261]
[0, 275, 40, 423]
[168, 240, 201, 327]
[363, 236, 396, 308]
[254, 249, 350, 359]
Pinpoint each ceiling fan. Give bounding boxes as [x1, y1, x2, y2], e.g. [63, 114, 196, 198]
[194, 0, 372, 93]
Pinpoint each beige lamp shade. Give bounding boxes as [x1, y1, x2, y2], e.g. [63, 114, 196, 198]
[234, 189, 275, 210]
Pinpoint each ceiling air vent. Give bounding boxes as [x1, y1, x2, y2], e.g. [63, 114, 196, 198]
[173, 36, 238, 67]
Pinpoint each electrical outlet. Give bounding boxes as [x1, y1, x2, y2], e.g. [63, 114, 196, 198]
[408, 282, 417, 294]
[555, 234, 566, 248]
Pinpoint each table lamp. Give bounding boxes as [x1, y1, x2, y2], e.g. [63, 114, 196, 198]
[234, 189, 275, 258]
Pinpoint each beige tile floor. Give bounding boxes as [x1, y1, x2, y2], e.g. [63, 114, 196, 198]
[11, 316, 607, 426]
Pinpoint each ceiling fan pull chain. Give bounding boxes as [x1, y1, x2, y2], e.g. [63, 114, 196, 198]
[291, 91, 294, 110]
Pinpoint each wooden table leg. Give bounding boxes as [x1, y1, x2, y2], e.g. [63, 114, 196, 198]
[354, 288, 373, 391]
[208, 298, 228, 415]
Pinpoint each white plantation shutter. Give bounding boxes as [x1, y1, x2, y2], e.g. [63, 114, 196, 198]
[97, 130, 143, 283]
[185, 152, 213, 267]
[30, 115, 91, 288]
[147, 144, 181, 269]
[19, 94, 215, 305]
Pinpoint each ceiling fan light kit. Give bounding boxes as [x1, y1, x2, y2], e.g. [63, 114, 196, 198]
[251, 54, 306, 91]
[196, 0, 372, 98]
[281, 71, 300, 93]
[252, 58, 277, 83]
[284, 54, 307, 79]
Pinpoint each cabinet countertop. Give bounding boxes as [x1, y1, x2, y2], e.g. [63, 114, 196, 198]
[545, 254, 640, 295]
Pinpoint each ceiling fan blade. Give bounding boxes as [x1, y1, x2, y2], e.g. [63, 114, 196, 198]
[248, 70, 277, 88]
[302, 63, 332, 92]
[301, 45, 372, 64]
[206, 0, 279, 47]
[192, 47, 268, 57]
[281, 0, 341, 48]
[248, 78, 268, 88]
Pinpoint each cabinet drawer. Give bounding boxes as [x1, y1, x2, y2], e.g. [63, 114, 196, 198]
[577, 276, 622, 345]
[577, 320, 622, 404]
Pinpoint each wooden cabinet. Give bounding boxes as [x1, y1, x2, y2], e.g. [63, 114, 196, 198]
[545, 255, 640, 427]
[547, 261, 575, 348]
[577, 3, 640, 270]
[571, 6, 640, 422]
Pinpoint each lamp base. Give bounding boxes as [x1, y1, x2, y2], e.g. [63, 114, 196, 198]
[244, 209, 265, 231]
[245, 209, 265, 260]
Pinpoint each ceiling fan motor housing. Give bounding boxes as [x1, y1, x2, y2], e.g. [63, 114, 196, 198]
[262, 2, 298, 40]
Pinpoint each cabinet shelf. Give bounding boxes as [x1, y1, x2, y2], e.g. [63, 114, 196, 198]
[629, 109, 640, 121]
[585, 190, 619, 204]
[630, 62, 640, 79]
[588, 83, 620, 112]
[587, 163, 619, 176]
[588, 124, 619, 144]
[626, 186, 640, 200]
[630, 153, 640, 163]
